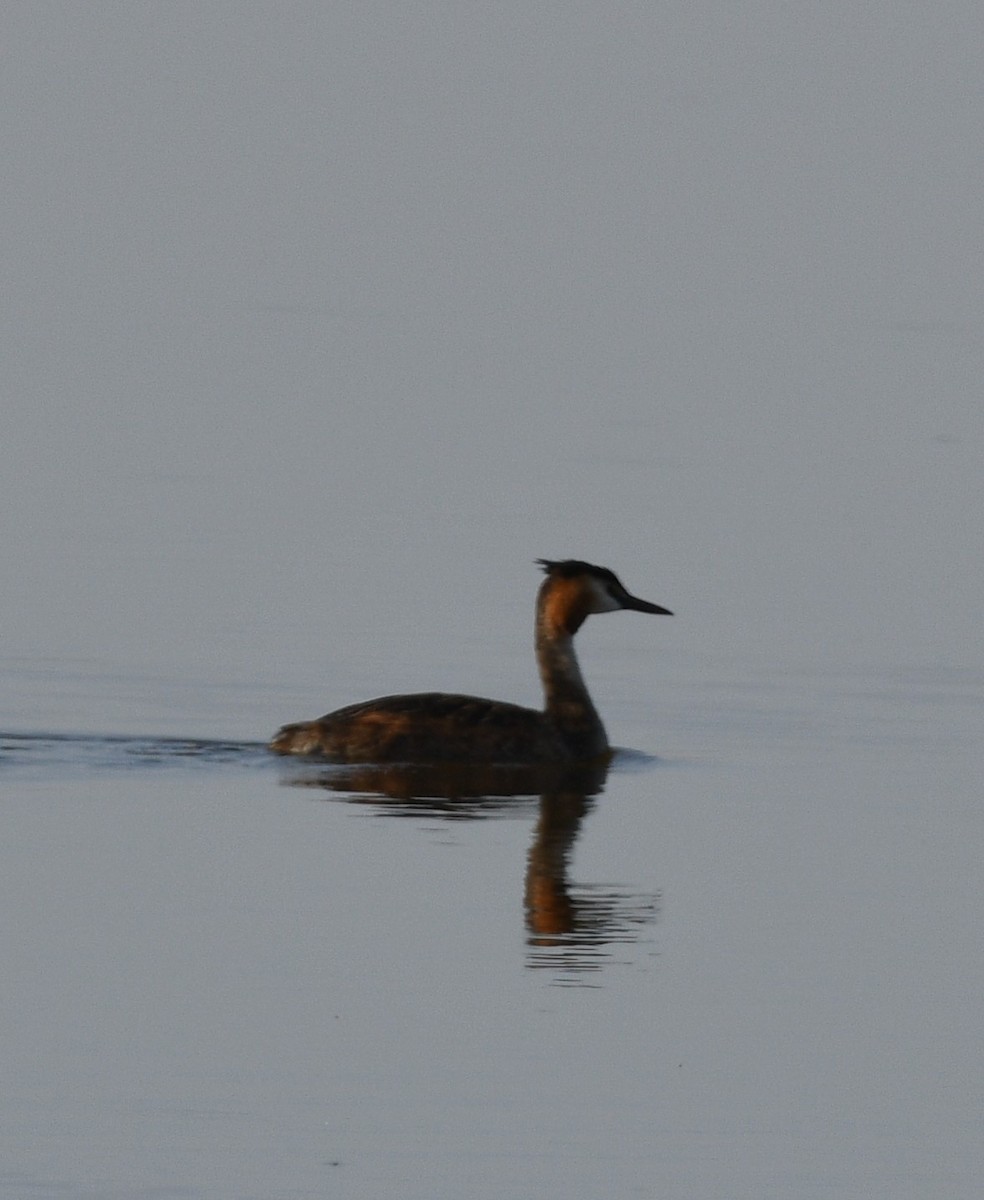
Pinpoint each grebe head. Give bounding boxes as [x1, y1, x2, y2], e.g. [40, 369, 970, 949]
[535, 559, 672, 633]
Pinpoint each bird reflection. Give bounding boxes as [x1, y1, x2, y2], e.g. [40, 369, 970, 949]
[280, 757, 659, 982]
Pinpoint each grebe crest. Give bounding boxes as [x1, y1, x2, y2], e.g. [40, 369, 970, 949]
[270, 559, 672, 765]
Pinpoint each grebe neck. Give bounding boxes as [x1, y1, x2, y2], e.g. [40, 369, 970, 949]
[535, 585, 607, 753]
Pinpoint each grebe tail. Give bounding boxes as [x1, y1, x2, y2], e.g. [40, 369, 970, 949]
[270, 559, 671, 764]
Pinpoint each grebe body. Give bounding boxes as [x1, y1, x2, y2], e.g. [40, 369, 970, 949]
[270, 560, 671, 765]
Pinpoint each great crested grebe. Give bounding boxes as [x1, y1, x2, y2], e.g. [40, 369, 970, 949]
[270, 559, 672, 765]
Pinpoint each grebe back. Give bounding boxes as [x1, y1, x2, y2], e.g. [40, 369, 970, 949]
[269, 559, 672, 764]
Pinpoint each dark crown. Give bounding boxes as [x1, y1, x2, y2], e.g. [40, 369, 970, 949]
[536, 559, 620, 586]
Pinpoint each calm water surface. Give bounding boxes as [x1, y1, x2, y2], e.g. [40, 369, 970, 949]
[2, 656, 981, 1200]
[5, 5, 984, 1196]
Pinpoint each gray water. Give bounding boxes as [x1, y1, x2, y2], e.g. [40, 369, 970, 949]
[3, 5, 983, 1198]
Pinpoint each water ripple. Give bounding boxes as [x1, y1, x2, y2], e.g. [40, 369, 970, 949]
[0, 732, 273, 779]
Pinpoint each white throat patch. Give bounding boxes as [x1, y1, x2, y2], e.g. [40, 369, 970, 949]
[586, 576, 623, 614]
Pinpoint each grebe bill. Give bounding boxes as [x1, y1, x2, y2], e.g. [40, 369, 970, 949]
[270, 559, 672, 765]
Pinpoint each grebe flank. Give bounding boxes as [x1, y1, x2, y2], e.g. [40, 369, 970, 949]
[269, 559, 672, 765]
